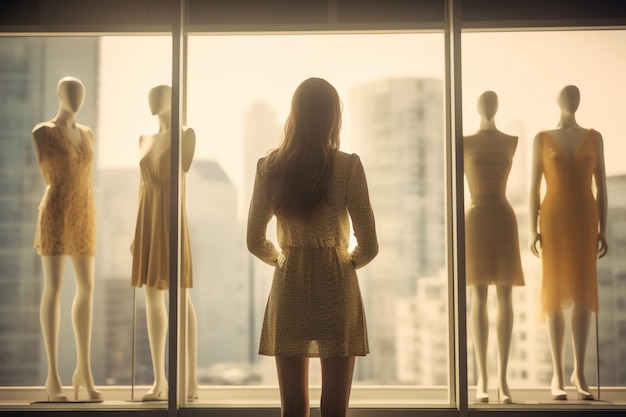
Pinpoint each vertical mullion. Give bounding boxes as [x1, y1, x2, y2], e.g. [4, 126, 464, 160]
[169, 0, 184, 415]
[445, 0, 468, 415]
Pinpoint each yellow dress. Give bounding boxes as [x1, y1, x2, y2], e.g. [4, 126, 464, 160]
[464, 135, 524, 286]
[33, 122, 96, 256]
[247, 151, 378, 357]
[539, 129, 599, 314]
[131, 133, 193, 289]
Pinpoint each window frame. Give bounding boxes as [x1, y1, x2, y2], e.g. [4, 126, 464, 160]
[1, 0, 626, 416]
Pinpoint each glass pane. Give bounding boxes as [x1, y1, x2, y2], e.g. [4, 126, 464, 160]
[462, 29, 626, 405]
[0, 35, 171, 406]
[186, 32, 448, 406]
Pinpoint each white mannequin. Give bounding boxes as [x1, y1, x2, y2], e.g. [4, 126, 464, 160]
[464, 91, 519, 404]
[32, 76, 101, 402]
[530, 85, 608, 400]
[139, 85, 199, 401]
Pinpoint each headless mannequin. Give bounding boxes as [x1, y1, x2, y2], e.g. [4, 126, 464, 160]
[464, 91, 516, 404]
[139, 85, 199, 401]
[530, 85, 608, 400]
[32, 77, 102, 402]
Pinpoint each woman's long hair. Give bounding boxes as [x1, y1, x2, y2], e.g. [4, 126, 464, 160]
[263, 78, 341, 222]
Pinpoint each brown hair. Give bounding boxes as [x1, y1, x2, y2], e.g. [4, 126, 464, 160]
[263, 78, 341, 222]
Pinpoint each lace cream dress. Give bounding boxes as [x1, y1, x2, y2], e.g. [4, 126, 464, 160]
[33, 122, 96, 256]
[247, 151, 378, 357]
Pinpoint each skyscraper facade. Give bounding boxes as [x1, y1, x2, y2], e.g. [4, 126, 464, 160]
[0, 37, 99, 386]
[350, 78, 445, 383]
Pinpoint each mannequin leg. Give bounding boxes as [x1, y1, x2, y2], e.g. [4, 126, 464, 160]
[40, 255, 67, 402]
[570, 303, 593, 400]
[143, 286, 168, 400]
[495, 285, 513, 404]
[186, 294, 199, 400]
[546, 309, 567, 400]
[70, 256, 102, 400]
[470, 285, 489, 402]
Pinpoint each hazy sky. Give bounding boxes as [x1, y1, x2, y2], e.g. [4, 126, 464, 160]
[98, 30, 626, 193]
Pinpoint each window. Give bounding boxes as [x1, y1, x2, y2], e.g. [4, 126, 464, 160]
[1, 0, 626, 415]
[462, 28, 626, 399]
[185, 32, 449, 404]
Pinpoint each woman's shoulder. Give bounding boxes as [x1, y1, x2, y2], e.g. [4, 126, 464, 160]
[334, 150, 361, 165]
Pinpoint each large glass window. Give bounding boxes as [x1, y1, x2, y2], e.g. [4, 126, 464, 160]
[185, 32, 449, 405]
[0, 35, 172, 405]
[1, 16, 626, 417]
[462, 29, 626, 404]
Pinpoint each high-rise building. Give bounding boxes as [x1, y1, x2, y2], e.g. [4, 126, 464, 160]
[186, 160, 249, 378]
[350, 78, 445, 383]
[597, 174, 626, 386]
[242, 102, 281, 378]
[0, 37, 99, 386]
[92, 167, 152, 387]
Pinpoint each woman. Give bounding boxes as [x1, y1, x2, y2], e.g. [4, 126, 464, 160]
[247, 77, 378, 417]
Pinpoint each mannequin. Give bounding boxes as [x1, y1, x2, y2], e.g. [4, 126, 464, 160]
[130, 85, 199, 401]
[529, 85, 608, 400]
[464, 91, 524, 404]
[32, 76, 102, 402]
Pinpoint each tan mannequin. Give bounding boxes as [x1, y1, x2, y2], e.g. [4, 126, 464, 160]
[131, 85, 198, 401]
[464, 91, 524, 404]
[32, 76, 101, 402]
[530, 85, 608, 400]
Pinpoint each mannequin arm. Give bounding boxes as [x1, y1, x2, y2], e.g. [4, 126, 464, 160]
[529, 132, 543, 257]
[594, 131, 608, 258]
[181, 127, 196, 173]
[32, 124, 50, 183]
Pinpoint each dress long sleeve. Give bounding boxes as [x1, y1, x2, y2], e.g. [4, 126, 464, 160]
[246, 159, 280, 266]
[347, 154, 378, 269]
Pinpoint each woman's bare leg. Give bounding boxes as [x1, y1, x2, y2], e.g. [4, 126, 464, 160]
[276, 356, 309, 417]
[320, 356, 355, 417]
